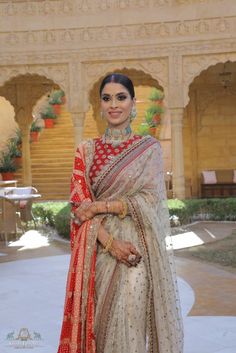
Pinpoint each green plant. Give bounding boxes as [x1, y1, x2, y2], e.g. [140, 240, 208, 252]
[0, 151, 17, 173]
[137, 122, 150, 135]
[148, 88, 164, 101]
[31, 121, 42, 132]
[14, 128, 22, 146]
[49, 89, 65, 105]
[41, 105, 57, 119]
[32, 202, 67, 227]
[8, 138, 22, 158]
[144, 111, 155, 126]
[168, 198, 236, 225]
[54, 204, 71, 239]
[146, 105, 164, 116]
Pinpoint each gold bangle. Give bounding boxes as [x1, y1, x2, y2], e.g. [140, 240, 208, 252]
[102, 234, 113, 253]
[118, 198, 128, 219]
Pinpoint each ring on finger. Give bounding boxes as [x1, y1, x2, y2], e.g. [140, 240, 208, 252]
[128, 254, 136, 262]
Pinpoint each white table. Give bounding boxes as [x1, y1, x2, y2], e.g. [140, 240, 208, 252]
[0, 192, 41, 244]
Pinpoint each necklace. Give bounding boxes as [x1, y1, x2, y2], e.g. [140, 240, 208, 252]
[102, 125, 132, 147]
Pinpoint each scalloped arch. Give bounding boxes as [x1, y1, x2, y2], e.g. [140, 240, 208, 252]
[83, 60, 168, 110]
[0, 65, 69, 96]
[183, 54, 236, 107]
[88, 67, 164, 106]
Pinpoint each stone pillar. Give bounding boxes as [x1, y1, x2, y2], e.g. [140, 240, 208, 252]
[170, 108, 185, 199]
[70, 111, 86, 147]
[20, 125, 32, 185]
[14, 104, 32, 186]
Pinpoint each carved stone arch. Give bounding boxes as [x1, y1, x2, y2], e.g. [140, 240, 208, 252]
[0, 73, 60, 117]
[0, 64, 69, 98]
[83, 58, 168, 108]
[183, 53, 236, 107]
[84, 65, 166, 136]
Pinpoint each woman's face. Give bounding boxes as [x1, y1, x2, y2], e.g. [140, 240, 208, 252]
[100, 82, 135, 128]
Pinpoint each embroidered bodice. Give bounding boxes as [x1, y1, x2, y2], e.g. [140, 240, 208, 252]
[89, 135, 142, 185]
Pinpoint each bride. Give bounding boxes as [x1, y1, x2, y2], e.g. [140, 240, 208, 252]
[57, 73, 183, 353]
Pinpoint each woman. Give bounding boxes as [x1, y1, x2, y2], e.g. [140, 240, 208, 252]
[57, 73, 183, 353]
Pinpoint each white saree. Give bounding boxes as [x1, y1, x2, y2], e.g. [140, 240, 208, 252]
[82, 136, 184, 353]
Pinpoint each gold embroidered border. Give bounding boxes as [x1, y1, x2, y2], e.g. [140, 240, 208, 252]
[127, 196, 159, 353]
[96, 263, 121, 353]
[94, 136, 157, 197]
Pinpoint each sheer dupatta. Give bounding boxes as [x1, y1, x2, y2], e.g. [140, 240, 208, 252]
[57, 141, 102, 353]
[92, 136, 183, 353]
[57, 136, 183, 353]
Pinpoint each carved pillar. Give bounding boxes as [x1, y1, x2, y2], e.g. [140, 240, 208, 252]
[15, 108, 32, 185]
[170, 108, 185, 199]
[21, 126, 32, 185]
[70, 111, 86, 147]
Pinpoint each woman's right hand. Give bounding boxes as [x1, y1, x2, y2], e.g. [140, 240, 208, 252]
[110, 239, 142, 267]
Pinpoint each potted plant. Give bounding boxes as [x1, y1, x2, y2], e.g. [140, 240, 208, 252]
[49, 89, 65, 115]
[137, 88, 165, 138]
[0, 150, 17, 180]
[30, 121, 42, 142]
[137, 122, 150, 136]
[14, 128, 22, 147]
[145, 105, 164, 135]
[8, 138, 22, 167]
[148, 88, 165, 105]
[41, 105, 57, 128]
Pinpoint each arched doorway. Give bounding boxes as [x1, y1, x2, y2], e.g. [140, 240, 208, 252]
[0, 74, 74, 199]
[183, 61, 236, 198]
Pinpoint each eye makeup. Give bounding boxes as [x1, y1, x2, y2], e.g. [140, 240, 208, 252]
[101, 92, 129, 102]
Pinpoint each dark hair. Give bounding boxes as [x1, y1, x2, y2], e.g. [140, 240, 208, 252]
[99, 73, 135, 98]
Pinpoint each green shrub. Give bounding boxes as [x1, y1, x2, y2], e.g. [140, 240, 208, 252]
[32, 198, 236, 241]
[32, 202, 68, 227]
[54, 204, 71, 239]
[168, 198, 236, 224]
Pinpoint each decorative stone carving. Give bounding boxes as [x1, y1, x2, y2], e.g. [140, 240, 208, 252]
[0, 0, 228, 17]
[183, 52, 236, 106]
[176, 22, 190, 35]
[0, 64, 69, 96]
[0, 16, 235, 51]
[83, 58, 168, 94]
[216, 17, 230, 32]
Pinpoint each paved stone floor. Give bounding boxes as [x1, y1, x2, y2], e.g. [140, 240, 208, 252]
[0, 221, 236, 353]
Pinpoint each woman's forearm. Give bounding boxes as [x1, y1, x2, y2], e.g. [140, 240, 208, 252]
[97, 224, 111, 247]
[95, 200, 123, 215]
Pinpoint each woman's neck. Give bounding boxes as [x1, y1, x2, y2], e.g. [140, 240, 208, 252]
[103, 125, 132, 146]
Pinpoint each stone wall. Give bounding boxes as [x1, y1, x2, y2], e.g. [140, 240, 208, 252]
[0, 98, 17, 153]
[183, 87, 236, 197]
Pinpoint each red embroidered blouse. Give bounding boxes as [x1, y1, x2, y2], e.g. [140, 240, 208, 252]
[89, 135, 142, 185]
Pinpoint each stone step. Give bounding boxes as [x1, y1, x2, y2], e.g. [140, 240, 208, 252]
[16, 108, 75, 200]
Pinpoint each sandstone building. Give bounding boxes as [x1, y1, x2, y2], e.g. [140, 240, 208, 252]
[0, 0, 236, 200]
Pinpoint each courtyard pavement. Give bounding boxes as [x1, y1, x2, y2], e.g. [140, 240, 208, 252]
[0, 221, 236, 353]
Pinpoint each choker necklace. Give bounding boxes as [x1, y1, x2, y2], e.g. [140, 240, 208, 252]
[102, 126, 132, 147]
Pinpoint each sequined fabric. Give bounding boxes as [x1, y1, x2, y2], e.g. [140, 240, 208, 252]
[89, 135, 141, 185]
[57, 136, 184, 353]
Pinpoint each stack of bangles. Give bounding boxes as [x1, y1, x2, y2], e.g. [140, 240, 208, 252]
[103, 234, 114, 253]
[118, 198, 128, 219]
